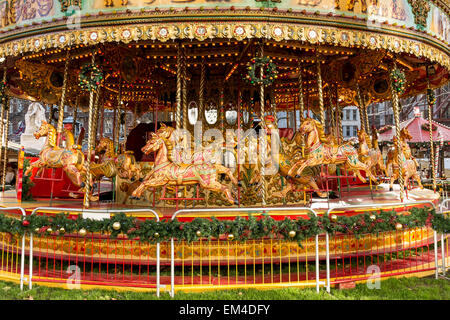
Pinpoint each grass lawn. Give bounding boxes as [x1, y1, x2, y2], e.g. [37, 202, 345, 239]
[0, 276, 448, 300]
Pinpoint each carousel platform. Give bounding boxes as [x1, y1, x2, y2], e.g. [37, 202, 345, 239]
[0, 183, 440, 220]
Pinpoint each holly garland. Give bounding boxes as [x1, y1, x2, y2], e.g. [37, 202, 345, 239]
[1, 207, 449, 244]
[244, 56, 278, 87]
[21, 159, 35, 201]
[421, 123, 437, 132]
[78, 63, 104, 92]
[390, 67, 406, 95]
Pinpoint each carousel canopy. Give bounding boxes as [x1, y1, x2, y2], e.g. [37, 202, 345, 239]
[0, 0, 447, 114]
[378, 112, 450, 143]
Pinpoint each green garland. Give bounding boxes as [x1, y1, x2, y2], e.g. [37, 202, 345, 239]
[1, 207, 448, 244]
[427, 88, 436, 105]
[421, 123, 437, 132]
[390, 68, 406, 95]
[78, 63, 104, 92]
[244, 56, 278, 87]
[21, 159, 35, 201]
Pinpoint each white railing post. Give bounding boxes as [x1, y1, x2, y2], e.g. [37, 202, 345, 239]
[0, 208, 27, 290]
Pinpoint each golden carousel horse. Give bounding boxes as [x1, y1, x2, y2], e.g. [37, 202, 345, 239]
[287, 118, 378, 184]
[259, 115, 327, 198]
[91, 137, 141, 181]
[357, 128, 385, 181]
[385, 132, 423, 191]
[130, 124, 238, 204]
[24, 121, 98, 201]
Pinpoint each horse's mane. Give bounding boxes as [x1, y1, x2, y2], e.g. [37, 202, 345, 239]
[310, 119, 328, 143]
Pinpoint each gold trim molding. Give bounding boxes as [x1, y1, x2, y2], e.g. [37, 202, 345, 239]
[1, 22, 449, 70]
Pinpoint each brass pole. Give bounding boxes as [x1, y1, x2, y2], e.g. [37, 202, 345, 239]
[0, 67, 6, 178]
[427, 79, 436, 192]
[83, 52, 97, 208]
[56, 50, 70, 145]
[199, 60, 205, 123]
[390, 67, 405, 201]
[182, 46, 187, 130]
[115, 85, 122, 151]
[1, 97, 9, 191]
[176, 43, 182, 131]
[259, 43, 266, 206]
[316, 56, 325, 126]
[329, 88, 335, 137]
[73, 96, 79, 135]
[356, 84, 366, 134]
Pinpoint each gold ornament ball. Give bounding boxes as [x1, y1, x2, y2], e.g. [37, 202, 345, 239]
[227, 234, 235, 241]
[79, 228, 87, 236]
[289, 230, 296, 238]
[370, 215, 376, 221]
[395, 223, 403, 230]
[59, 227, 65, 234]
[331, 214, 338, 222]
[112, 222, 121, 231]
[196, 230, 202, 237]
[46, 228, 53, 234]
[154, 232, 160, 238]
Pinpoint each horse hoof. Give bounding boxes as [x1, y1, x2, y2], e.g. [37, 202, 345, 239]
[285, 175, 293, 180]
[389, 187, 393, 191]
[233, 200, 239, 205]
[93, 183, 97, 189]
[295, 175, 301, 179]
[80, 182, 85, 188]
[237, 181, 243, 187]
[139, 178, 144, 182]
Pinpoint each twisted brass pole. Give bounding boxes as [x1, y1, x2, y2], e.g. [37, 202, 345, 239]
[356, 84, 366, 134]
[72, 96, 79, 135]
[176, 43, 182, 131]
[56, 50, 70, 145]
[1, 97, 9, 191]
[329, 87, 335, 137]
[390, 70, 405, 201]
[427, 80, 436, 192]
[91, 89, 101, 147]
[114, 85, 122, 151]
[0, 67, 6, 178]
[83, 53, 97, 208]
[316, 56, 325, 126]
[199, 60, 205, 123]
[259, 43, 266, 206]
[182, 46, 187, 130]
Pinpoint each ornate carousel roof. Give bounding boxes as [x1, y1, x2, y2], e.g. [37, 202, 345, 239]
[0, 0, 447, 113]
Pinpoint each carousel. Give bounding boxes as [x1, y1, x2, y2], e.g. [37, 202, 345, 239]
[0, 0, 448, 294]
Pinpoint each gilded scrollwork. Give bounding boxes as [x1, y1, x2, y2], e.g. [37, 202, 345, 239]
[0, 21, 448, 71]
[407, 0, 431, 29]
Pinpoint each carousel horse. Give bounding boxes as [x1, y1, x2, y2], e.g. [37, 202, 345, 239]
[385, 135, 423, 191]
[130, 124, 238, 204]
[156, 124, 237, 182]
[287, 118, 378, 184]
[91, 137, 141, 181]
[357, 128, 385, 180]
[260, 115, 328, 198]
[24, 121, 98, 201]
